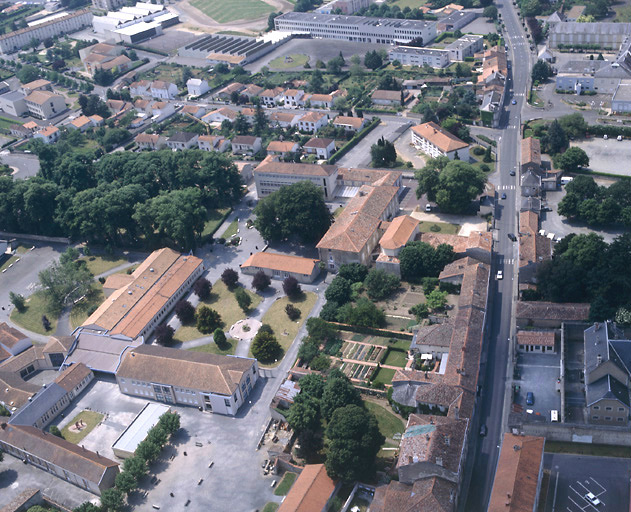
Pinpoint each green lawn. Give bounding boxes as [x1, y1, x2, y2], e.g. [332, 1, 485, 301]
[60, 411, 104, 444]
[81, 255, 129, 276]
[371, 367, 396, 387]
[273, 472, 297, 496]
[364, 400, 405, 441]
[203, 207, 232, 238]
[615, 4, 631, 22]
[389, 0, 427, 9]
[252, 292, 318, 364]
[333, 206, 344, 218]
[269, 54, 310, 70]
[70, 284, 104, 329]
[383, 348, 408, 368]
[417, 221, 460, 234]
[529, 89, 545, 108]
[191, 0, 273, 23]
[262, 504, 279, 512]
[175, 280, 262, 342]
[0, 116, 20, 132]
[10, 292, 58, 335]
[188, 336, 237, 356]
[544, 441, 631, 458]
[222, 220, 239, 239]
[15, 244, 30, 254]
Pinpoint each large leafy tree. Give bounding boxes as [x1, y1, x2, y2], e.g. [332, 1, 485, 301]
[39, 248, 94, 313]
[416, 160, 485, 213]
[320, 371, 362, 421]
[364, 269, 400, 300]
[325, 276, 352, 305]
[254, 181, 331, 243]
[398, 241, 455, 283]
[251, 329, 282, 363]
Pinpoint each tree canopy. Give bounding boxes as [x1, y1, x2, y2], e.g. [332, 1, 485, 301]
[398, 241, 455, 283]
[39, 248, 94, 313]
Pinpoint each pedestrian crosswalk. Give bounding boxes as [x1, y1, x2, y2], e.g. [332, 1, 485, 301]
[497, 185, 516, 190]
[499, 258, 515, 265]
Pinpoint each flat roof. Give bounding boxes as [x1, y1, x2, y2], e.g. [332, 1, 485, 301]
[115, 21, 160, 36]
[64, 331, 143, 374]
[112, 402, 170, 456]
[614, 81, 631, 102]
[277, 11, 435, 29]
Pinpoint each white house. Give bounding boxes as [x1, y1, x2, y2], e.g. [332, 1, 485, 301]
[150, 80, 178, 100]
[202, 107, 238, 124]
[135, 133, 166, 150]
[33, 125, 60, 144]
[298, 111, 328, 133]
[411, 121, 470, 160]
[282, 88, 305, 108]
[150, 101, 175, 122]
[130, 80, 151, 97]
[260, 87, 285, 107]
[232, 135, 262, 156]
[167, 132, 199, 150]
[198, 135, 230, 153]
[186, 78, 209, 97]
[303, 137, 336, 159]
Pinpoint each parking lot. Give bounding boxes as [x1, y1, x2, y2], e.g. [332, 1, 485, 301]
[514, 352, 561, 423]
[543, 453, 631, 512]
[571, 138, 631, 178]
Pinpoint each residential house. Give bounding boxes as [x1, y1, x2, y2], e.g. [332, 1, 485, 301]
[277, 464, 337, 512]
[186, 78, 209, 97]
[0, 91, 27, 116]
[33, 125, 59, 144]
[332, 115, 367, 133]
[488, 434, 545, 512]
[166, 131, 199, 150]
[150, 101, 175, 122]
[106, 99, 133, 119]
[387, 46, 451, 68]
[235, 161, 254, 182]
[0, 323, 31, 357]
[202, 107, 238, 124]
[0, 423, 119, 495]
[521, 170, 541, 197]
[305, 92, 335, 108]
[518, 211, 551, 284]
[521, 137, 541, 174]
[133, 98, 152, 115]
[24, 91, 66, 120]
[268, 111, 301, 129]
[411, 122, 469, 160]
[130, 80, 151, 97]
[298, 111, 328, 133]
[260, 86, 285, 107]
[150, 80, 178, 100]
[240, 107, 257, 124]
[135, 133, 166, 150]
[303, 137, 336, 160]
[116, 344, 259, 415]
[282, 88, 304, 108]
[241, 84, 263, 100]
[240, 252, 321, 284]
[419, 231, 492, 265]
[20, 79, 52, 95]
[9, 123, 32, 138]
[254, 160, 338, 199]
[79, 42, 126, 76]
[68, 115, 98, 132]
[376, 215, 420, 276]
[583, 322, 631, 426]
[181, 105, 206, 119]
[516, 330, 556, 354]
[215, 82, 245, 101]
[371, 478, 457, 512]
[515, 301, 590, 328]
[371, 89, 407, 106]
[266, 140, 300, 158]
[232, 135, 261, 156]
[198, 135, 230, 153]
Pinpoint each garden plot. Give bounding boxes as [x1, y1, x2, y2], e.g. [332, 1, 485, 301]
[340, 361, 376, 382]
[341, 340, 386, 364]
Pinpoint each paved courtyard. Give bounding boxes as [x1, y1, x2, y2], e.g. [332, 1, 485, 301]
[514, 352, 561, 423]
[571, 138, 631, 177]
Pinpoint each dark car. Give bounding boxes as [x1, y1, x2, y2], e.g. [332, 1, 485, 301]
[511, 99, 517, 105]
[526, 392, 534, 406]
[509, 169, 516, 176]
[479, 424, 488, 437]
[508, 233, 517, 241]
[501, 193, 507, 200]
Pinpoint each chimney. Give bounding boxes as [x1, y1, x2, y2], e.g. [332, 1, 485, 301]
[444, 435, 450, 446]
[597, 354, 602, 365]
[436, 457, 443, 466]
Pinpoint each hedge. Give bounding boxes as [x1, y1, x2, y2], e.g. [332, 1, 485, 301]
[327, 118, 380, 164]
[325, 320, 414, 340]
[586, 124, 631, 138]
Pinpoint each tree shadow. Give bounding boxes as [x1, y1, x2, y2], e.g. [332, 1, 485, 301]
[0, 469, 18, 489]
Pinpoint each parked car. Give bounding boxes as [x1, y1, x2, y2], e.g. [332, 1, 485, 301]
[585, 492, 601, 506]
[501, 193, 507, 199]
[479, 424, 487, 437]
[509, 169, 516, 176]
[496, 270, 503, 280]
[511, 99, 516, 105]
[507, 233, 517, 241]
[526, 392, 534, 406]
[425, 204, 432, 212]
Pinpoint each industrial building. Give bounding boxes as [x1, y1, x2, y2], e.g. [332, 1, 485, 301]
[92, 2, 179, 43]
[179, 33, 290, 66]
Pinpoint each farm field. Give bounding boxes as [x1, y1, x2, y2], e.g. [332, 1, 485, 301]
[190, 0, 274, 23]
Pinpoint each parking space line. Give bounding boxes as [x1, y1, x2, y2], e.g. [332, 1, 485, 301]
[589, 477, 606, 495]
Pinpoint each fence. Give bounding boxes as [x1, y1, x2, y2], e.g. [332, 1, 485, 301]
[0, 231, 69, 244]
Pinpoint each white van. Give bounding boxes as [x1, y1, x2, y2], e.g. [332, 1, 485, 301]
[551, 410, 559, 422]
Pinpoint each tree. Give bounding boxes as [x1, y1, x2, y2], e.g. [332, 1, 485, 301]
[298, 339, 319, 365]
[399, 241, 454, 283]
[235, 287, 252, 312]
[158, 411, 181, 435]
[554, 147, 589, 171]
[9, 291, 25, 312]
[325, 276, 352, 305]
[483, 144, 493, 163]
[299, 373, 326, 398]
[410, 302, 429, 321]
[370, 136, 397, 167]
[544, 119, 568, 155]
[309, 69, 324, 94]
[254, 103, 267, 136]
[426, 289, 448, 311]
[310, 353, 331, 371]
[336, 297, 386, 327]
[135, 439, 161, 463]
[287, 394, 320, 433]
[531, 59, 553, 82]
[254, 181, 331, 243]
[364, 50, 383, 70]
[338, 263, 368, 283]
[483, 5, 498, 18]
[49, 425, 63, 438]
[364, 269, 400, 300]
[115, 470, 137, 495]
[251, 329, 282, 363]
[221, 268, 239, 288]
[325, 404, 384, 482]
[38, 249, 94, 313]
[213, 328, 227, 348]
[193, 278, 211, 300]
[267, 11, 280, 31]
[416, 161, 485, 214]
[320, 372, 362, 420]
[281, 277, 300, 299]
[196, 306, 222, 334]
[100, 488, 125, 511]
[285, 303, 301, 320]
[78, 94, 110, 118]
[175, 300, 195, 324]
[74, 503, 101, 512]
[17, 64, 39, 84]
[252, 270, 271, 292]
[558, 113, 588, 139]
[154, 324, 175, 346]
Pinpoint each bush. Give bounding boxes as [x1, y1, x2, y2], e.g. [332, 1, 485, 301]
[309, 353, 331, 371]
[213, 328, 227, 348]
[283, 276, 301, 298]
[235, 287, 252, 312]
[155, 324, 175, 346]
[473, 146, 485, 156]
[49, 425, 63, 438]
[193, 277, 212, 300]
[175, 300, 195, 324]
[252, 270, 271, 292]
[285, 303, 301, 320]
[221, 268, 239, 289]
[320, 300, 339, 321]
[9, 291, 25, 312]
[196, 306, 222, 334]
[325, 276, 352, 305]
[409, 303, 429, 321]
[338, 263, 369, 283]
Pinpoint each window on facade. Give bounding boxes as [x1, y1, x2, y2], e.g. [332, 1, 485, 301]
[619, 407, 625, 412]
[618, 417, 624, 422]
[606, 406, 613, 411]
[593, 406, 599, 410]
[592, 416, 599, 420]
[605, 417, 612, 421]
[224, 399, 230, 407]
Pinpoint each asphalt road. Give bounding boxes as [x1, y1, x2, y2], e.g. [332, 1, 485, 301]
[463, 2, 533, 510]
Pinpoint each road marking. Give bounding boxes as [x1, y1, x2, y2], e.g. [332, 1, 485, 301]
[589, 477, 606, 495]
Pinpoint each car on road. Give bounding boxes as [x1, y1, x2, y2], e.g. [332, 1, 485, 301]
[479, 424, 487, 437]
[526, 392, 534, 406]
[501, 193, 507, 199]
[507, 233, 517, 241]
[496, 270, 503, 280]
[585, 492, 601, 506]
[511, 99, 516, 105]
[509, 169, 516, 176]
[425, 204, 432, 212]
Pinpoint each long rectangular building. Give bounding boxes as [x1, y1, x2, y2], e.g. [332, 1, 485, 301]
[274, 12, 437, 45]
[253, 160, 339, 199]
[388, 46, 450, 68]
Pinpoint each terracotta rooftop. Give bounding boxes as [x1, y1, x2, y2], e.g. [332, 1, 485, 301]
[519, 231, 551, 269]
[267, 140, 299, 153]
[0, 346, 45, 374]
[22, 79, 51, 90]
[521, 137, 541, 168]
[70, 115, 92, 128]
[207, 107, 237, 120]
[379, 215, 419, 250]
[254, 160, 337, 177]
[277, 464, 336, 512]
[54, 362, 92, 392]
[439, 257, 476, 280]
[308, 93, 333, 103]
[414, 383, 463, 409]
[333, 115, 365, 129]
[261, 86, 285, 98]
[0, 371, 38, 410]
[299, 111, 327, 123]
[37, 126, 59, 137]
[232, 135, 259, 145]
[283, 88, 303, 96]
[117, 344, 255, 397]
[151, 80, 175, 91]
[488, 434, 545, 512]
[516, 301, 590, 321]
[0, 323, 27, 349]
[517, 330, 555, 347]
[411, 122, 469, 153]
[338, 168, 401, 187]
[372, 89, 404, 101]
[242, 252, 318, 276]
[304, 137, 334, 148]
[269, 111, 300, 123]
[420, 231, 493, 255]
[25, 91, 59, 106]
[217, 82, 245, 95]
[519, 210, 539, 234]
[43, 336, 74, 354]
[371, 477, 456, 512]
[135, 133, 161, 144]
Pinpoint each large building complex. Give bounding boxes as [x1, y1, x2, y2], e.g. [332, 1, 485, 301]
[549, 22, 631, 49]
[254, 160, 338, 199]
[274, 12, 437, 45]
[0, 10, 92, 54]
[92, 2, 179, 43]
[116, 345, 259, 415]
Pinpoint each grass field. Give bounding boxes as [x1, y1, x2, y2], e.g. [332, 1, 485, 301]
[274, 472, 297, 496]
[333, 206, 344, 218]
[269, 54, 310, 70]
[203, 207, 232, 238]
[545, 441, 631, 458]
[0, 255, 18, 272]
[81, 255, 129, 276]
[262, 504, 279, 512]
[10, 292, 58, 335]
[383, 348, 408, 368]
[371, 367, 396, 387]
[60, 411, 104, 444]
[188, 336, 237, 356]
[252, 292, 318, 364]
[417, 221, 460, 234]
[389, 0, 427, 9]
[70, 284, 104, 329]
[364, 400, 405, 443]
[175, 281, 261, 342]
[615, 4, 631, 22]
[190, 0, 274, 23]
[222, 220, 239, 239]
[0, 116, 19, 132]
